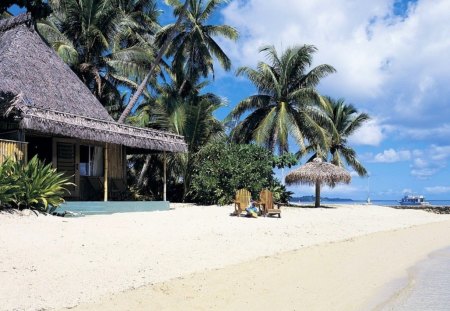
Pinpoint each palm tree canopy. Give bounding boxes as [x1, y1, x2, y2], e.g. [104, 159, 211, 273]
[324, 97, 369, 176]
[156, 0, 238, 84]
[37, 0, 162, 111]
[227, 44, 336, 154]
[132, 80, 225, 153]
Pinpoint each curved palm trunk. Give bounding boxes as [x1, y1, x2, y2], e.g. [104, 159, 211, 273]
[136, 154, 152, 188]
[129, 1, 189, 189]
[118, 0, 189, 124]
[315, 180, 321, 208]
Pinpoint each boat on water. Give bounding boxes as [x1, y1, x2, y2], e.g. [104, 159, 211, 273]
[399, 195, 430, 206]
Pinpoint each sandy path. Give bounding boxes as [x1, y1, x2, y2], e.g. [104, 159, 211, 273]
[1, 204, 449, 310]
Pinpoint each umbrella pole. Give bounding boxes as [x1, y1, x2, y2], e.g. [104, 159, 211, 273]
[315, 181, 320, 208]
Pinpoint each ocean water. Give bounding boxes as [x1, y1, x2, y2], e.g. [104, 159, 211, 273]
[292, 200, 450, 206]
[375, 246, 450, 311]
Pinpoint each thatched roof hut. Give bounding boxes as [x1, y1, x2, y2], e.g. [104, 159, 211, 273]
[285, 157, 351, 207]
[0, 14, 187, 201]
[0, 14, 187, 153]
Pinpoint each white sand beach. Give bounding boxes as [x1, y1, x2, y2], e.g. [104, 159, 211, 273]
[1, 204, 450, 311]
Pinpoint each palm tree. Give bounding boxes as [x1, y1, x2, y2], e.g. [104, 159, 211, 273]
[299, 96, 369, 176]
[156, 0, 238, 95]
[227, 45, 336, 155]
[118, 0, 238, 124]
[37, 0, 161, 112]
[118, 0, 190, 123]
[131, 80, 225, 199]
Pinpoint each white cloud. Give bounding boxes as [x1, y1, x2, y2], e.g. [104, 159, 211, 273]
[361, 144, 450, 178]
[372, 148, 411, 163]
[410, 168, 440, 179]
[220, 0, 450, 141]
[348, 119, 385, 146]
[409, 144, 450, 179]
[394, 124, 450, 142]
[425, 186, 450, 194]
[402, 188, 413, 195]
[430, 145, 450, 161]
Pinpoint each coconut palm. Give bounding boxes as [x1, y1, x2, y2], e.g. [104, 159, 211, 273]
[130, 80, 225, 199]
[299, 96, 369, 176]
[37, 0, 161, 111]
[155, 0, 238, 95]
[227, 45, 336, 155]
[118, 0, 190, 123]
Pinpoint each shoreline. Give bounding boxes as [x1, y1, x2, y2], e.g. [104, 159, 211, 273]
[67, 220, 450, 311]
[2, 204, 450, 310]
[373, 245, 450, 310]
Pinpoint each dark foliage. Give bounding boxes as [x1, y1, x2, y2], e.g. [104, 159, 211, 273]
[188, 142, 275, 205]
[0, 0, 52, 19]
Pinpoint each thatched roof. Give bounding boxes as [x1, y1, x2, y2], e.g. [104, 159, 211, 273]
[0, 14, 187, 152]
[285, 158, 351, 187]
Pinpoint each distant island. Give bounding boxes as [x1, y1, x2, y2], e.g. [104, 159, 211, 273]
[293, 196, 354, 202]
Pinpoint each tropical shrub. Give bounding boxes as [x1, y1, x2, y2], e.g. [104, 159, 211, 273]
[188, 142, 274, 205]
[269, 179, 293, 204]
[0, 156, 73, 211]
[0, 157, 18, 208]
[272, 153, 298, 169]
[14, 156, 73, 211]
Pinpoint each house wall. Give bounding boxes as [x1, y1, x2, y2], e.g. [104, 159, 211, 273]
[107, 143, 125, 179]
[51, 138, 125, 179]
[0, 138, 27, 164]
[0, 135, 127, 200]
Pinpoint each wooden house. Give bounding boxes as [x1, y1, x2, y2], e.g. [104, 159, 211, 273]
[0, 14, 187, 201]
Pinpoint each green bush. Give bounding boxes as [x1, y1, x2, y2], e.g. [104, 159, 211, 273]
[188, 142, 274, 205]
[0, 157, 19, 207]
[269, 179, 293, 203]
[0, 156, 73, 211]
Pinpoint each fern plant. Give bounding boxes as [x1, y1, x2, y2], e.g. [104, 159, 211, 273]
[12, 156, 74, 211]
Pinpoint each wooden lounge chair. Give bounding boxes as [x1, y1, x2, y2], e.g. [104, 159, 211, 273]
[233, 189, 251, 217]
[256, 189, 281, 218]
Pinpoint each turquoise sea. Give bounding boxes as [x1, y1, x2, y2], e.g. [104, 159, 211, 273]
[374, 246, 450, 311]
[292, 199, 450, 206]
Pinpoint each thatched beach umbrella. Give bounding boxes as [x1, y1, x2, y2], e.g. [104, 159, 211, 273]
[285, 158, 351, 207]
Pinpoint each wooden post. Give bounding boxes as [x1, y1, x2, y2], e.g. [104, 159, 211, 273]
[104, 144, 109, 202]
[315, 180, 321, 208]
[163, 151, 167, 201]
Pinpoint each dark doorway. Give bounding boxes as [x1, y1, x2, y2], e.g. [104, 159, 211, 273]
[27, 135, 53, 164]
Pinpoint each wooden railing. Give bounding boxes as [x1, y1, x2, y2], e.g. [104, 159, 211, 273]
[0, 139, 28, 164]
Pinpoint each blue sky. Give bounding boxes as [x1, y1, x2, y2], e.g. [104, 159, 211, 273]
[177, 0, 450, 200]
[9, 0, 450, 200]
